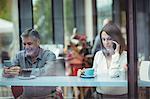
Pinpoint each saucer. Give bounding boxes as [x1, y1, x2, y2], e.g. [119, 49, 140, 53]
[80, 74, 96, 78]
[18, 75, 36, 80]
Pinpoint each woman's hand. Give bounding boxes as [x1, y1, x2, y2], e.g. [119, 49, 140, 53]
[77, 68, 85, 76]
[112, 40, 120, 53]
[4, 66, 21, 77]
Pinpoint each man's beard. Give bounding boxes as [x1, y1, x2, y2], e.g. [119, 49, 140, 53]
[25, 47, 39, 57]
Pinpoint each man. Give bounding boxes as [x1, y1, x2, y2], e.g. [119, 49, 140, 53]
[3, 28, 63, 99]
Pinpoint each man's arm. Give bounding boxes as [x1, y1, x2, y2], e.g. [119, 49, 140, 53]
[3, 52, 21, 77]
[3, 66, 21, 77]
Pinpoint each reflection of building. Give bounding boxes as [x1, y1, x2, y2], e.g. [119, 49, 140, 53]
[0, 18, 19, 59]
[0, 18, 13, 32]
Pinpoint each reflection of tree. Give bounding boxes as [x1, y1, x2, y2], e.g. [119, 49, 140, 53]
[97, 4, 112, 30]
[33, 0, 52, 44]
[0, 0, 11, 21]
[64, 0, 75, 47]
[0, 0, 19, 59]
[64, 0, 74, 35]
[1, 34, 12, 45]
[0, 0, 12, 52]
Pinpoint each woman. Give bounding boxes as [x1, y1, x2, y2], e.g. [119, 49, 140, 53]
[93, 22, 127, 99]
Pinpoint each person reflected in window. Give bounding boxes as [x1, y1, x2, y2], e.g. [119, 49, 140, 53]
[92, 22, 127, 99]
[3, 28, 63, 99]
[91, 18, 112, 56]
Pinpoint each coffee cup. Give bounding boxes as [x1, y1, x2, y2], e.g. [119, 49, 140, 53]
[84, 68, 94, 76]
[21, 68, 32, 77]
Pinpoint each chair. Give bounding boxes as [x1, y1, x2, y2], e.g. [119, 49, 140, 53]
[139, 61, 150, 81]
[11, 86, 64, 99]
[64, 50, 93, 99]
[11, 86, 23, 99]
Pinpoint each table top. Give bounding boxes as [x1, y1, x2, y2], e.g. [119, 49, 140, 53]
[0, 73, 149, 87]
[139, 80, 150, 87]
[0, 75, 128, 87]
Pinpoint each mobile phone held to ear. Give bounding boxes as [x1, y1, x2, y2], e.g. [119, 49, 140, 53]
[3, 60, 12, 68]
[113, 42, 117, 50]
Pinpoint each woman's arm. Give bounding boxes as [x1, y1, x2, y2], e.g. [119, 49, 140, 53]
[92, 51, 101, 75]
[109, 51, 127, 78]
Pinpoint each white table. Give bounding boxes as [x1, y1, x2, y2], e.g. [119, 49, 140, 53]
[139, 80, 150, 87]
[0, 75, 127, 87]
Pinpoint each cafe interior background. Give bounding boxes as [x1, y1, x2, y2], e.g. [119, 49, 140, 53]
[0, 0, 150, 99]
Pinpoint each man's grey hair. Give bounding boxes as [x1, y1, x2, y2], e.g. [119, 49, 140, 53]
[21, 28, 40, 40]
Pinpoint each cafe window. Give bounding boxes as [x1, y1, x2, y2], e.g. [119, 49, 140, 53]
[1, 0, 147, 98]
[136, 0, 150, 98]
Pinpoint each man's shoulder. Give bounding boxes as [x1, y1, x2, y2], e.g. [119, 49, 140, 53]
[16, 50, 25, 56]
[42, 49, 56, 59]
[13, 50, 25, 61]
[43, 50, 55, 55]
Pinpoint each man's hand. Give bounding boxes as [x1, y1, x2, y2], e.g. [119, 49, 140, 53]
[4, 66, 21, 77]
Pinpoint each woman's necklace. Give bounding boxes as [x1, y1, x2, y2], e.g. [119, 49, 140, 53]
[106, 56, 112, 69]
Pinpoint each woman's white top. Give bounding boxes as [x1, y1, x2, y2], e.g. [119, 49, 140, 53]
[93, 50, 127, 95]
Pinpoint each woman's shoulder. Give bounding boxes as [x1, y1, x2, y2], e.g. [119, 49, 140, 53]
[119, 51, 127, 59]
[96, 50, 103, 54]
[94, 50, 103, 57]
[121, 51, 127, 56]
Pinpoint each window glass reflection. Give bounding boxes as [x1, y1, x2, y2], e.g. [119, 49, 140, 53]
[136, 0, 150, 98]
[63, 0, 75, 48]
[33, 0, 53, 44]
[0, 0, 19, 98]
[97, 0, 112, 31]
[0, 0, 19, 61]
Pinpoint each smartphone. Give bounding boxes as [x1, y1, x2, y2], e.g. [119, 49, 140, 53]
[113, 42, 117, 50]
[3, 60, 12, 67]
